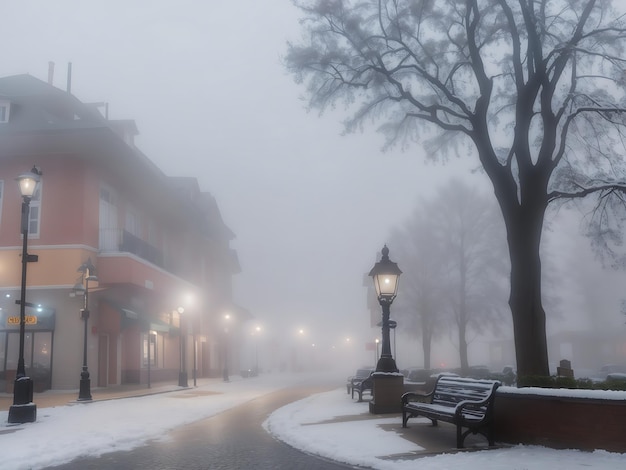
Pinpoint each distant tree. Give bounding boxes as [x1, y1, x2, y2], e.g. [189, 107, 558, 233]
[391, 180, 508, 373]
[389, 205, 446, 369]
[430, 180, 509, 373]
[286, 0, 626, 378]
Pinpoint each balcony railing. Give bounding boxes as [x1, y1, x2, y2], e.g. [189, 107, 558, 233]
[99, 228, 164, 269]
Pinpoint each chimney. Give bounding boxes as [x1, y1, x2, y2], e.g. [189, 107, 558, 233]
[67, 62, 72, 94]
[48, 62, 55, 85]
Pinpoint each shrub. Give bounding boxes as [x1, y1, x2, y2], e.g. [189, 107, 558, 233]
[517, 375, 626, 390]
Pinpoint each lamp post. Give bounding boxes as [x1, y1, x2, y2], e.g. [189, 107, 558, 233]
[73, 258, 98, 401]
[178, 307, 188, 387]
[368, 245, 402, 373]
[223, 314, 230, 382]
[389, 319, 397, 361]
[8, 166, 41, 424]
[375, 338, 380, 364]
[192, 329, 197, 387]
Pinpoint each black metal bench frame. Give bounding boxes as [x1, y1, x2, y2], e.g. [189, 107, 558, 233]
[401, 375, 500, 448]
[350, 371, 374, 402]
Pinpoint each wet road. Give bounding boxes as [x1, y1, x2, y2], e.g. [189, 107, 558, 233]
[44, 384, 358, 470]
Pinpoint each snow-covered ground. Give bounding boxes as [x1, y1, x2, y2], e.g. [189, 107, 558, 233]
[1, 372, 624, 469]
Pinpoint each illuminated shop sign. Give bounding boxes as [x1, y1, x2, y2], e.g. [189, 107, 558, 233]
[7, 315, 38, 325]
[0, 309, 55, 330]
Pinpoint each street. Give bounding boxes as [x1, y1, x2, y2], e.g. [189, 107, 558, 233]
[43, 384, 357, 470]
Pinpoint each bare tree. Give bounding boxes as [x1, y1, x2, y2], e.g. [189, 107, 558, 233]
[391, 180, 508, 373]
[389, 207, 447, 370]
[286, 0, 626, 378]
[429, 180, 509, 373]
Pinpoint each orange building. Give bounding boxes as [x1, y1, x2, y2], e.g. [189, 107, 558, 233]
[0, 74, 248, 391]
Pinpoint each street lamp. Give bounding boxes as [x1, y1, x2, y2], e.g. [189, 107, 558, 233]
[375, 338, 380, 364]
[73, 258, 98, 401]
[8, 166, 41, 424]
[177, 307, 188, 387]
[369, 245, 402, 373]
[253, 325, 261, 375]
[223, 314, 231, 382]
[390, 319, 397, 360]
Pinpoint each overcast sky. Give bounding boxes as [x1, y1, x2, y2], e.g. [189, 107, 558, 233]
[16, 0, 609, 366]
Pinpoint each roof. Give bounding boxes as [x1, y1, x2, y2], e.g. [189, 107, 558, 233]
[0, 74, 109, 133]
[0, 74, 68, 97]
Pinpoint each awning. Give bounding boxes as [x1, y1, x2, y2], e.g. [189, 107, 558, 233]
[118, 306, 176, 333]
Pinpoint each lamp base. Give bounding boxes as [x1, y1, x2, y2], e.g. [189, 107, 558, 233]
[8, 402, 37, 424]
[9, 376, 37, 423]
[78, 377, 92, 401]
[369, 373, 404, 414]
[178, 371, 188, 387]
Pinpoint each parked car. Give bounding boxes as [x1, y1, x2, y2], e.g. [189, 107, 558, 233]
[584, 364, 626, 383]
[599, 364, 626, 378]
[466, 365, 492, 379]
[491, 366, 516, 386]
[406, 368, 434, 383]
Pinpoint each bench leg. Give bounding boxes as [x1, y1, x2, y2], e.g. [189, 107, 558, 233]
[456, 425, 464, 449]
[357, 391, 363, 402]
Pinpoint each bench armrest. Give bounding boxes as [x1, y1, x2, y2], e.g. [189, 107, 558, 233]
[453, 392, 497, 420]
[401, 390, 432, 405]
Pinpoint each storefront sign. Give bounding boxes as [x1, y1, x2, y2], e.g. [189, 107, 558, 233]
[7, 315, 38, 326]
[0, 308, 55, 330]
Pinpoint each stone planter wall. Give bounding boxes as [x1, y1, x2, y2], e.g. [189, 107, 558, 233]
[494, 389, 626, 452]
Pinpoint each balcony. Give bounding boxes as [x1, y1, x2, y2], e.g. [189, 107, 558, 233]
[100, 229, 163, 268]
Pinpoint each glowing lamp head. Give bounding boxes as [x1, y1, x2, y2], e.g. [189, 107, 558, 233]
[16, 166, 41, 199]
[368, 245, 402, 302]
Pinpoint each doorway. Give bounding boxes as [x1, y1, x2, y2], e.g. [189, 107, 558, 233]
[98, 334, 109, 387]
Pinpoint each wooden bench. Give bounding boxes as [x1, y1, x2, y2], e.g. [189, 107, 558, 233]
[401, 375, 500, 448]
[348, 368, 374, 402]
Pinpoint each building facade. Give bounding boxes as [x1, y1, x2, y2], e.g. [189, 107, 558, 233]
[0, 74, 248, 392]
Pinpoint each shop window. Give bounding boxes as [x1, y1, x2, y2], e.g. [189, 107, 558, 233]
[142, 332, 158, 367]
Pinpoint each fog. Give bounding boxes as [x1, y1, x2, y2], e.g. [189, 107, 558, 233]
[4, 1, 625, 376]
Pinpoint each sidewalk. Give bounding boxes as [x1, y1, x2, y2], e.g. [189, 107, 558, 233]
[0, 378, 494, 461]
[3, 375, 621, 470]
[0, 378, 212, 412]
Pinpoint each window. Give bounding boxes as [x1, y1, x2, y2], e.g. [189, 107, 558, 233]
[125, 206, 141, 238]
[28, 182, 42, 238]
[142, 333, 157, 367]
[0, 100, 10, 123]
[99, 186, 119, 251]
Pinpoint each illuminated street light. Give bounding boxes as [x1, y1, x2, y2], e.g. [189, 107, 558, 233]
[223, 314, 231, 382]
[8, 166, 41, 424]
[177, 306, 188, 387]
[253, 325, 261, 375]
[369, 245, 402, 373]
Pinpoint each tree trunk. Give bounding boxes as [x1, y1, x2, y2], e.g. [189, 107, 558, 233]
[506, 200, 550, 379]
[458, 243, 469, 374]
[459, 321, 468, 374]
[422, 329, 431, 370]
